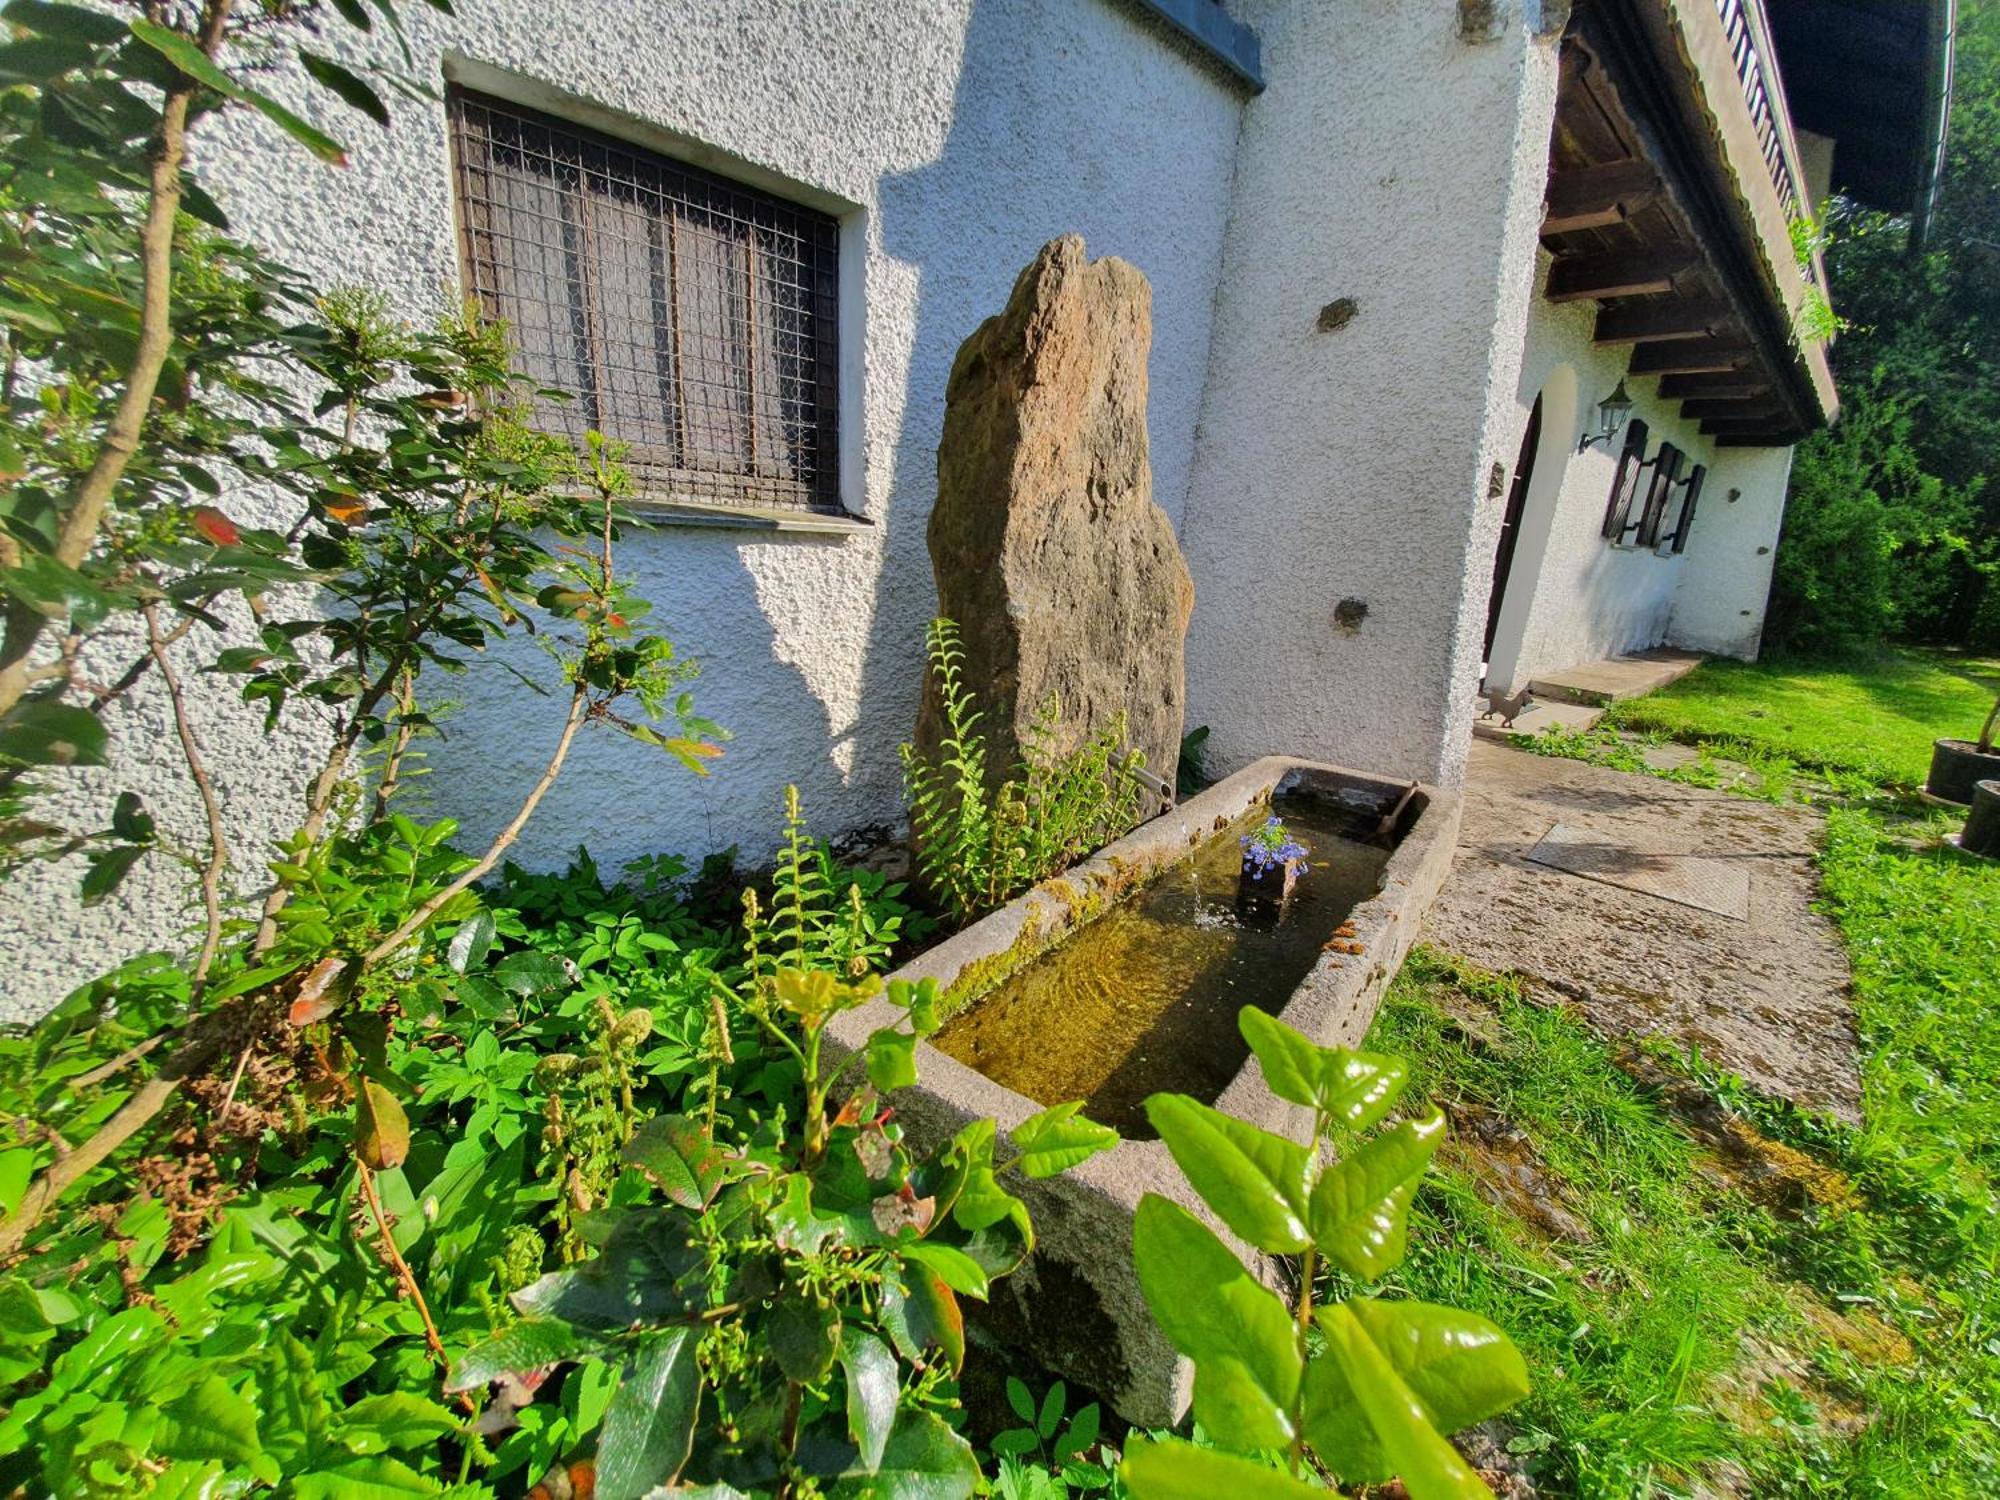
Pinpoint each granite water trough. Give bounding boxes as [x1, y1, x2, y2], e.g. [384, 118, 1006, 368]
[826, 755, 1460, 1424]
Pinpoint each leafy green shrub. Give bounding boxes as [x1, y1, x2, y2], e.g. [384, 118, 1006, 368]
[901, 618, 1148, 927]
[1120, 1007, 1529, 1500]
[444, 809, 1120, 1499]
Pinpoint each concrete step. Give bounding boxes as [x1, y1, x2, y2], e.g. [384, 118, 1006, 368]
[1528, 649, 1704, 708]
[1472, 698, 1603, 742]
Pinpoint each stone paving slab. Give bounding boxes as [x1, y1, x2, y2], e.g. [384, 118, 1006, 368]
[1472, 698, 1602, 742]
[1424, 739, 1861, 1120]
[1526, 821, 1751, 920]
[1530, 649, 1705, 706]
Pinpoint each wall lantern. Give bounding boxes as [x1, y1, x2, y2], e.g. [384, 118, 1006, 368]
[1577, 379, 1635, 453]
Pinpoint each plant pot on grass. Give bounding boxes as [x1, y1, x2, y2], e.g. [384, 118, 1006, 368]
[1960, 780, 2000, 860]
[1926, 690, 2000, 806]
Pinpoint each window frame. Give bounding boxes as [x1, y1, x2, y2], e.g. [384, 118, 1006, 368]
[446, 86, 847, 518]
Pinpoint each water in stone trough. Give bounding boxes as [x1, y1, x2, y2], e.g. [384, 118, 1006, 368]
[931, 794, 1391, 1138]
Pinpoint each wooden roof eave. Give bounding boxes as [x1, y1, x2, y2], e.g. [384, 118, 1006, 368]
[1618, 0, 1838, 430]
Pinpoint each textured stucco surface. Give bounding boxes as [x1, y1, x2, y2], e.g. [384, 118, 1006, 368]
[1179, 0, 1562, 793]
[1667, 443, 1793, 659]
[1485, 260, 1794, 693]
[1, 0, 1244, 1018]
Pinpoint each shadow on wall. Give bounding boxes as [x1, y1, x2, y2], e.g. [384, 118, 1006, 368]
[405, 535, 840, 874]
[844, 0, 1239, 826]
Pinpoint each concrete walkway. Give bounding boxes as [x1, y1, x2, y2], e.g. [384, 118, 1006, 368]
[1423, 739, 1861, 1120]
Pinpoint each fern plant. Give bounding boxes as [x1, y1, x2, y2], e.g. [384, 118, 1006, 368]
[902, 619, 1149, 928]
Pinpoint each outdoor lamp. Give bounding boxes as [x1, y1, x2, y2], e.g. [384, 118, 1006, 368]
[1578, 379, 1635, 453]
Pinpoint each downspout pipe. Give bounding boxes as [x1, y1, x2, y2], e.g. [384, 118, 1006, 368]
[1909, 0, 1956, 255]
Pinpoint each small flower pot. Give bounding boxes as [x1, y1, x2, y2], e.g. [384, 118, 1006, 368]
[1925, 738, 2000, 807]
[1960, 780, 2000, 860]
[1235, 854, 1303, 928]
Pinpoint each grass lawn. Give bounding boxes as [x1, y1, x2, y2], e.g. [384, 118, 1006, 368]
[1363, 651, 2000, 1497]
[1602, 650, 1997, 791]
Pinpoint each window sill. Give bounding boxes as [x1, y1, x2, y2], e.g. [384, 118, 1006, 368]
[628, 498, 874, 536]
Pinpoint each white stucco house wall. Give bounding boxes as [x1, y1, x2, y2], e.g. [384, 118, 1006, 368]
[0, 0, 1949, 1016]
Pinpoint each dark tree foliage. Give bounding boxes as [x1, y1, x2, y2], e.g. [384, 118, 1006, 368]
[1769, 0, 2000, 656]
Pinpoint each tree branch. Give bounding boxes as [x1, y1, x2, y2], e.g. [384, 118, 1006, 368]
[362, 681, 589, 967]
[0, 0, 236, 723]
[146, 603, 228, 984]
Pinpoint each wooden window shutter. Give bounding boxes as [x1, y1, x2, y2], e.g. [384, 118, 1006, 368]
[1600, 418, 1651, 539]
[1635, 442, 1683, 548]
[1668, 463, 1706, 554]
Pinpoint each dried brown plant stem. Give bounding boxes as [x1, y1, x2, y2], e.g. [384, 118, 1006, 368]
[146, 603, 229, 984]
[354, 1157, 451, 1372]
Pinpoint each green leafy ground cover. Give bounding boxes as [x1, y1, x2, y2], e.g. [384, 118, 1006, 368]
[1367, 655, 2000, 1496]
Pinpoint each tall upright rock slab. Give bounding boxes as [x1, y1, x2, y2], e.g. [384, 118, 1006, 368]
[919, 236, 1194, 789]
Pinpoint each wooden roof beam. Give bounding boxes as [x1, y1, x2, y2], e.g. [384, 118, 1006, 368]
[1543, 159, 1661, 234]
[1546, 248, 1697, 303]
[1679, 397, 1787, 421]
[1628, 337, 1753, 375]
[1594, 298, 1732, 345]
[1702, 416, 1793, 438]
[1658, 373, 1772, 399]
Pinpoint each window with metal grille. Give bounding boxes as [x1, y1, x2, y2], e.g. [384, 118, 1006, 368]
[448, 88, 842, 514]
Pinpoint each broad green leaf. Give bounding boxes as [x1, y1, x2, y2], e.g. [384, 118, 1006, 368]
[837, 1328, 898, 1474]
[356, 1078, 409, 1170]
[109, 790, 153, 841]
[445, 910, 495, 973]
[128, 19, 348, 164]
[596, 1329, 700, 1500]
[1144, 1094, 1311, 1253]
[827, 1408, 979, 1500]
[3, 1, 131, 46]
[623, 1115, 727, 1209]
[1316, 1049, 1409, 1132]
[511, 1218, 700, 1330]
[1010, 1100, 1118, 1179]
[299, 49, 389, 126]
[943, 1120, 1019, 1233]
[79, 843, 145, 906]
[1301, 1298, 1527, 1486]
[1238, 1007, 1407, 1129]
[1131, 1194, 1300, 1450]
[290, 1455, 439, 1498]
[1305, 1302, 1497, 1498]
[446, 1320, 608, 1392]
[881, 1267, 963, 1374]
[900, 1239, 989, 1300]
[1307, 1110, 1445, 1277]
[867, 1026, 917, 1091]
[0, 700, 107, 767]
[157, 1373, 262, 1467]
[889, 976, 941, 1036]
[1237, 1006, 1326, 1108]
[1119, 1437, 1327, 1500]
[335, 1392, 460, 1454]
[768, 1295, 840, 1383]
[1006, 1374, 1036, 1423]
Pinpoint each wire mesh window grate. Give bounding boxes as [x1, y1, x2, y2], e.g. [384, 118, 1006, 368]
[449, 88, 842, 514]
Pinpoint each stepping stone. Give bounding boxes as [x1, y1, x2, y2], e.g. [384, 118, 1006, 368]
[1524, 820, 1750, 920]
[1472, 699, 1602, 741]
[1529, 649, 1704, 707]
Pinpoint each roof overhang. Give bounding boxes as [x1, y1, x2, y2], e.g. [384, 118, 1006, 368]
[1539, 0, 1838, 446]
